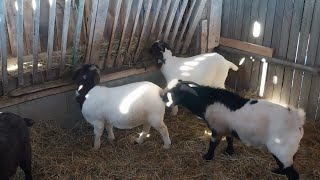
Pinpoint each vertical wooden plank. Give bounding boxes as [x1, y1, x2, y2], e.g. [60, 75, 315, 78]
[221, 0, 231, 38]
[134, 0, 153, 62]
[289, 0, 315, 107]
[306, 0, 320, 120]
[105, 0, 122, 68]
[115, 0, 133, 66]
[60, 0, 72, 76]
[234, 0, 244, 40]
[149, 0, 162, 39]
[169, 0, 188, 47]
[17, 0, 24, 86]
[264, 0, 285, 101]
[249, 0, 268, 94]
[280, 0, 305, 105]
[156, 0, 171, 39]
[85, 0, 98, 64]
[0, 0, 8, 94]
[181, 0, 208, 54]
[271, 0, 294, 103]
[175, 0, 196, 53]
[90, 0, 110, 66]
[23, 0, 34, 55]
[126, 0, 143, 62]
[32, 0, 40, 84]
[237, 0, 253, 91]
[72, 0, 85, 68]
[5, 0, 18, 56]
[46, 0, 57, 79]
[201, 20, 208, 54]
[227, 0, 237, 39]
[208, 0, 222, 49]
[300, 0, 320, 110]
[247, 0, 260, 93]
[163, 0, 179, 42]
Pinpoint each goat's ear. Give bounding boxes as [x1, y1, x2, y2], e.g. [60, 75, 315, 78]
[72, 69, 80, 81]
[180, 83, 198, 96]
[163, 42, 171, 51]
[93, 70, 100, 85]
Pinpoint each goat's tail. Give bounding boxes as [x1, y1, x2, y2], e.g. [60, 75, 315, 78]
[290, 107, 306, 127]
[228, 61, 239, 71]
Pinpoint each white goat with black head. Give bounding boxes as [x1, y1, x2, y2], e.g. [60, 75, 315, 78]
[150, 40, 238, 89]
[72, 64, 171, 149]
[162, 80, 305, 180]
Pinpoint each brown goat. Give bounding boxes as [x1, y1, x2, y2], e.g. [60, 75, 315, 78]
[0, 112, 34, 180]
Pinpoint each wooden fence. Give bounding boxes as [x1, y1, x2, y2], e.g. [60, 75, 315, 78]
[219, 0, 320, 121]
[0, 0, 221, 98]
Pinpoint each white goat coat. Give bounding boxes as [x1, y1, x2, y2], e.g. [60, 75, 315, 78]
[81, 82, 165, 129]
[161, 49, 238, 89]
[204, 99, 305, 168]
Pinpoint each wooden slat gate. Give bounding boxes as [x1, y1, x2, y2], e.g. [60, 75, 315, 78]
[220, 0, 320, 121]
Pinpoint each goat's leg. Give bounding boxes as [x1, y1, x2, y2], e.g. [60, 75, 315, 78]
[93, 122, 104, 150]
[153, 122, 171, 149]
[135, 123, 151, 144]
[19, 143, 33, 180]
[224, 136, 235, 155]
[203, 129, 222, 160]
[105, 123, 115, 143]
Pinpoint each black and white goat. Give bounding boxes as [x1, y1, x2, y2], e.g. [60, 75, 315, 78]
[150, 40, 238, 89]
[161, 80, 305, 180]
[0, 112, 34, 180]
[72, 64, 171, 150]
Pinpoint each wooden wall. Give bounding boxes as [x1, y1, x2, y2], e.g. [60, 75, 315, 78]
[220, 0, 320, 121]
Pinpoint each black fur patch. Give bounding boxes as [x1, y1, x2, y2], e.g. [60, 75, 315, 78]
[164, 84, 250, 118]
[150, 40, 171, 67]
[249, 100, 258, 104]
[231, 130, 240, 140]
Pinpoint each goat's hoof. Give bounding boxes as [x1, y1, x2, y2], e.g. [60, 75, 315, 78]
[163, 144, 171, 149]
[224, 148, 234, 156]
[203, 153, 214, 161]
[272, 168, 286, 175]
[134, 138, 143, 144]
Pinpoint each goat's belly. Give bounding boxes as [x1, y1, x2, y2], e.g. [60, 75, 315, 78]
[238, 132, 266, 148]
[108, 115, 145, 129]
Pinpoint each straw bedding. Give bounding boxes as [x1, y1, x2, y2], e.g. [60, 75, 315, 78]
[11, 106, 320, 180]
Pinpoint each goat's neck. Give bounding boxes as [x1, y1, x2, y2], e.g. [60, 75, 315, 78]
[76, 83, 95, 108]
[163, 48, 173, 61]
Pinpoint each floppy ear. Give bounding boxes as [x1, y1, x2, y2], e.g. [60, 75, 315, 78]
[180, 83, 198, 96]
[72, 69, 81, 81]
[163, 42, 171, 51]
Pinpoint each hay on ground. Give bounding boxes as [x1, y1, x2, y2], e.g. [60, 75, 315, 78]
[12, 107, 320, 180]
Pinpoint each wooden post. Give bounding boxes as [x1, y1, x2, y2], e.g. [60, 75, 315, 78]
[0, 0, 8, 94]
[175, 0, 196, 53]
[163, 0, 180, 42]
[169, 0, 188, 47]
[32, 0, 40, 84]
[60, 0, 72, 76]
[134, 0, 153, 62]
[85, 0, 98, 64]
[156, 0, 171, 39]
[201, 20, 208, 54]
[149, 0, 162, 39]
[72, 0, 85, 69]
[105, 0, 122, 68]
[17, 0, 24, 86]
[47, 0, 57, 80]
[115, 0, 133, 66]
[208, 0, 222, 50]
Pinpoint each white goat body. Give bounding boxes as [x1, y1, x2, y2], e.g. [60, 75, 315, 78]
[205, 100, 305, 168]
[161, 50, 238, 89]
[81, 81, 171, 149]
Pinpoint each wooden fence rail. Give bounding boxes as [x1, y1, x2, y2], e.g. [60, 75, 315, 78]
[0, 0, 218, 97]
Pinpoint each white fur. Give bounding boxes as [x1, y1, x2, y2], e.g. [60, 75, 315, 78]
[81, 81, 171, 149]
[204, 99, 305, 168]
[161, 49, 238, 89]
